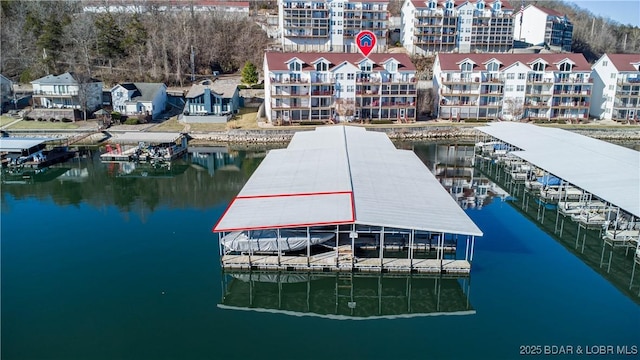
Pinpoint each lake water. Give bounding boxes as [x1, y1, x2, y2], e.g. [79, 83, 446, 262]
[2, 143, 639, 360]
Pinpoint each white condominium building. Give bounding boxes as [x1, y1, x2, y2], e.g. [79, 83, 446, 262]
[433, 53, 592, 121]
[513, 4, 573, 52]
[401, 0, 514, 55]
[264, 52, 417, 124]
[590, 54, 640, 122]
[278, 0, 389, 52]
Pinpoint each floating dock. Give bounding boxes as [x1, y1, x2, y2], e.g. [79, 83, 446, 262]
[213, 126, 483, 275]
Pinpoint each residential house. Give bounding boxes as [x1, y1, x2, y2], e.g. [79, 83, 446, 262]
[183, 80, 240, 122]
[433, 53, 592, 121]
[278, 0, 389, 53]
[30, 72, 103, 115]
[590, 53, 640, 122]
[111, 82, 168, 120]
[1, 74, 13, 113]
[401, 0, 515, 56]
[513, 4, 573, 52]
[264, 52, 417, 124]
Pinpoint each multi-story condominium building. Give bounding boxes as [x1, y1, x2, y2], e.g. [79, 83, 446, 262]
[401, 0, 514, 56]
[278, 0, 389, 52]
[433, 53, 592, 121]
[513, 5, 573, 52]
[264, 52, 417, 124]
[590, 54, 640, 122]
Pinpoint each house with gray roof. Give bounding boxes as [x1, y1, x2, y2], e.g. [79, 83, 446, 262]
[183, 79, 240, 123]
[111, 82, 168, 120]
[31, 72, 103, 114]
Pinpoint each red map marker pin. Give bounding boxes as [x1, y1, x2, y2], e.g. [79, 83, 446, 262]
[355, 30, 376, 57]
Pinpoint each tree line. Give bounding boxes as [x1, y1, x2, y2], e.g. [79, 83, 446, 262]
[0, 0, 270, 86]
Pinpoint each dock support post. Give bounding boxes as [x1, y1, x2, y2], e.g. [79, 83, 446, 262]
[380, 227, 385, 271]
[277, 228, 281, 267]
[409, 229, 414, 270]
[470, 236, 476, 262]
[307, 227, 311, 268]
[335, 225, 339, 268]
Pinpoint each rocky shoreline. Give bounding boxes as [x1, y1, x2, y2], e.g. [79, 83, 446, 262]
[4, 124, 640, 146]
[187, 125, 640, 145]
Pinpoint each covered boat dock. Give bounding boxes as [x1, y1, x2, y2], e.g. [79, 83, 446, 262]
[475, 122, 640, 278]
[213, 126, 483, 275]
[0, 137, 74, 168]
[100, 132, 188, 162]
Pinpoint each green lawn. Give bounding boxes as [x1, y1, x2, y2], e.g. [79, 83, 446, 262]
[0, 115, 17, 127]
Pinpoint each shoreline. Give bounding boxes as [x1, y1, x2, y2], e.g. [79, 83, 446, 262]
[3, 123, 640, 147]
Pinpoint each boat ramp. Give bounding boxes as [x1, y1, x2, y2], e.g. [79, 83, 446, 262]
[213, 126, 483, 275]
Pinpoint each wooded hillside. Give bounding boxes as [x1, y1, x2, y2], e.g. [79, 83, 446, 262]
[0, 0, 270, 86]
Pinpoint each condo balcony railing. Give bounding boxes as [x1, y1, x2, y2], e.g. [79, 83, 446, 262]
[32, 90, 79, 96]
[612, 102, 639, 108]
[551, 102, 589, 107]
[615, 90, 640, 96]
[552, 90, 591, 95]
[554, 77, 592, 84]
[617, 78, 640, 85]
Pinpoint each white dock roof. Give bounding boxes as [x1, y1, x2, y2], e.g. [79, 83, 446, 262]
[214, 126, 483, 236]
[0, 138, 55, 152]
[476, 122, 640, 218]
[109, 132, 182, 144]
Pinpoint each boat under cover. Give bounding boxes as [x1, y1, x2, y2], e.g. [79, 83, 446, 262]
[221, 230, 335, 253]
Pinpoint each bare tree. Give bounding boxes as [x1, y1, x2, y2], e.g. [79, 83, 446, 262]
[503, 97, 525, 121]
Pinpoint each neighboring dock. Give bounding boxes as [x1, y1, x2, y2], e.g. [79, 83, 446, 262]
[213, 126, 483, 275]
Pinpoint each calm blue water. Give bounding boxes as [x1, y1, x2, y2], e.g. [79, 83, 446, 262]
[2, 144, 639, 360]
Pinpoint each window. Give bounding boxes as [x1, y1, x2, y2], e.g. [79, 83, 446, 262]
[445, 1, 453, 9]
[347, 73, 354, 80]
[316, 62, 328, 71]
[336, 73, 344, 80]
[360, 63, 372, 72]
[493, 0, 501, 10]
[518, 73, 525, 80]
[477, 1, 484, 10]
[461, 62, 473, 72]
[505, 85, 514, 91]
[610, 73, 617, 79]
[387, 62, 398, 72]
[467, 10, 472, 15]
[428, 1, 436, 9]
[487, 62, 499, 72]
[289, 62, 302, 71]
[532, 63, 545, 72]
[602, 60, 608, 66]
[346, 85, 354, 92]
[337, 29, 342, 34]
[506, 73, 515, 79]
[608, 84, 614, 90]
[559, 63, 572, 71]
[516, 85, 525, 91]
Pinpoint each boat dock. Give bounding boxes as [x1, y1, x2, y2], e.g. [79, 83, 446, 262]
[100, 132, 188, 162]
[213, 126, 483, 276]
[475, 122, 640, 291]
[0, 137, 75, 168]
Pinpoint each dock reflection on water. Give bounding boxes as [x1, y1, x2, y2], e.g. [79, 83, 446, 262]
[218, 272, 474, 320]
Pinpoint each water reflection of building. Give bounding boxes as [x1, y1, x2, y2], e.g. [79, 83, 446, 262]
[189, 147, 240, 177]
[219, 272, 474, 320]
[105, 160, 190, 178]
[423, 143, 508, 209]
[1, 166, 70, 184]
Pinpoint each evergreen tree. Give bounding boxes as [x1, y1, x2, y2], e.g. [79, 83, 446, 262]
[241, 61, 258, 85]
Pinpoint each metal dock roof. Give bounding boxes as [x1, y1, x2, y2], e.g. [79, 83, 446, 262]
[476, 122, 640, 218]
[109, 132, 182, 144]
[0, 138, 55, 152]
[214, 126, 483, 236]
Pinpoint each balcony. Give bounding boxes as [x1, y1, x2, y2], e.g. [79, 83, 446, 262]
[550, 102, 589, 108]
[32, 90, 79, 97]
[441, 77, 481, 84]
[526, 76, 553, 84]
[270, 76, 311, 84]
[612, 102, 639, 109]
[617, 78, 640, 85]
[554, 76, 592, 84]
[310, 90, 333, 96]
[524, 102, 550, 108]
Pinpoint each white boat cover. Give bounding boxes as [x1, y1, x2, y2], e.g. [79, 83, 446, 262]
[221, 230, 335, 252]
